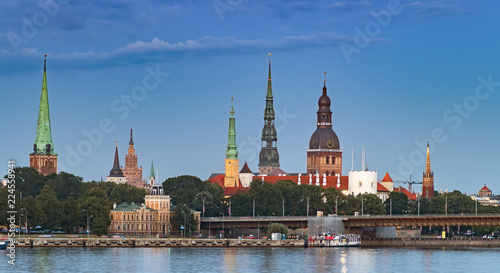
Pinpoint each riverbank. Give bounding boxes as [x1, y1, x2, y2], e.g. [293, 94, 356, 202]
[7, 237, 500, 248]
[362, 237, 500, 247]
[11, 238, 305, 247]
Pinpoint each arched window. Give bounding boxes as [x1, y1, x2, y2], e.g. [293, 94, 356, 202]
[358, 181, 362, 187]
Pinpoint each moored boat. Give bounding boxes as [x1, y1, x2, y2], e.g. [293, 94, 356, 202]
[308, 234, 360, 247]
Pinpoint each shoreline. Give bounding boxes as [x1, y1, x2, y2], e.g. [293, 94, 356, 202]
[6, 237, 500, 248]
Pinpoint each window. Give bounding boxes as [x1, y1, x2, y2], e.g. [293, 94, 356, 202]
[358, 181, 362, 187]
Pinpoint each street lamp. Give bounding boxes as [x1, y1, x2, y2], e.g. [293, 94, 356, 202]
[282, 199, 284, 217]
[83, 209, 91, 240]
[21, 208, 27, 235]
[220, 212, 224, 238]
[306, 197, 310, 217]
[253, 197, 256, 219]
[181, 211, 186, 239]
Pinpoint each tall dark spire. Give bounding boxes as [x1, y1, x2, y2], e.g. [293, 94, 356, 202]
[129, 128, 134, 145]
[109, 142, 125, 177]
[33, 54, 56, 156]
[258, 53, 280, 174]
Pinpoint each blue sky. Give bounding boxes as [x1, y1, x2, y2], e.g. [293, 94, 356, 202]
[2, 0, 500, 195]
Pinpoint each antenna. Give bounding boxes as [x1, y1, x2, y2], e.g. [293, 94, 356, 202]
[361, 146, 365, 171]
[351, 148, 354, 171]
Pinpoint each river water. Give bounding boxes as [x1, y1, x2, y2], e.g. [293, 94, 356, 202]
[2, 246, 499, 273]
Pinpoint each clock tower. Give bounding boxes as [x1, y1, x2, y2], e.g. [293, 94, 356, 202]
[30, 56, 58, 175]
[306, 74, 342, 176]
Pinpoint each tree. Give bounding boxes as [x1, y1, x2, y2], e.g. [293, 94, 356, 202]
[46, 172, 85, 201]
[362, 194, 386, 215]
[35, 185, 63, 231]
[162, 175, 224, 216]
[61, 197, 82, 233]
[9, 167, 47, 197]
[268, 223, 288, 237]
[79, 187, 111, 236]
[385, 192, 408, 215]
[172, 204, 198, 236]
[109, 183, 147, 204]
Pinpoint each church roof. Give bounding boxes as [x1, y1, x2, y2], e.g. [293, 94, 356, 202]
[108, 145, 125, 177]
[240, 162, 252, 173]
[394, 187, 418, 201]
[268, 168, 288, 176]
[480, 185, 491, 192]
[381, 172, 394, 182]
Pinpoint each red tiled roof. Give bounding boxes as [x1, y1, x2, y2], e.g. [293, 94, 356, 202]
[480, 185, 491, 192]
[268, 168, 288, 176]
[251, 174, 349, 191]
[224, 187, 248, 196]
[381, 172, 394, 182]
[377, 182, 389, 192]
[207, 174, 225, 188]
[394, 187, 418, 201]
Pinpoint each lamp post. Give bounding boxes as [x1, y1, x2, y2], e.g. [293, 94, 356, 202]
[83, 209, 90, 240]
[21, 208, 27, 235]
[220, 212, 225, 238]
[475, 198, 478, 215]
[417, 197, 420, 216]
[282, 199, 285, 217]
[253, 197, 256, 219]
[390, 196, 392, 216]
[181, 211, 186, 239]
[361, 196, 364, 216]
[306, 197, 310, 218]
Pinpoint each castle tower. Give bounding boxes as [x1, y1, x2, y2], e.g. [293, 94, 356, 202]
[239, 161, 253, 187]
[122, 129, 144, 187]
[225, 97, 239, 187]
[306, 73, 342, 176]
[381, 171, 394, 192]
[107, 142, 127, 184]
[422, 143, 434, 198]
[258, 53, 280, 175]
[30, 56, 58, 175]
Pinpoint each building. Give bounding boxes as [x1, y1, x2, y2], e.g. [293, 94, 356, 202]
[121, 129, 145, 187]
[306, 74, 342, 176]
[422, 143, 434, 198]
[348, 170, 378, 196]
[258, 55, 280, 175]
[224, 98, 240, 188]
[479, 185, 492, 196]
[106, 143, 127, 184]
[30, 56, 58, 175]
[109, 182, 174, 235]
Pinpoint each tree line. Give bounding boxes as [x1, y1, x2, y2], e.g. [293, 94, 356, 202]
[1, 167, 147, 235]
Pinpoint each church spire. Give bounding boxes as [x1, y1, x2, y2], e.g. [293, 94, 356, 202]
[129, 128, 134, 145]
[149, 160, 155, 180]
[259, 53, 280, 174]
[33, 55, 55, 156]
[422, 142, 434, 198]
[225, 97, 238, 159]
[109, 142, 125, 177]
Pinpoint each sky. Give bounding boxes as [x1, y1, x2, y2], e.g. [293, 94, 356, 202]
[1, 0, 500, 195]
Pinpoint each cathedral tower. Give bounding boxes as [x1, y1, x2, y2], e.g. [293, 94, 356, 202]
[122, 129, 144, 187]
[258, 53, 280, 174]
[30, 56, 58, 175]
[306, 73, 342, 176]
[422, 143, 434, 198]
[225, 97, 239, 187]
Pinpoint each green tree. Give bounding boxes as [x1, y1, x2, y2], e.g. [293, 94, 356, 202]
[109, 183, 147, 204]
[172, 204, 198, 236]
[61, 196, 82, 233]
[362, 194, 386, 215]
[46, 172, 85, 201]
[79, 187, 111, 236]
[35, 185, 63, 231]
[9, 167, 47, 197]
[268, 223, 288, 237]
[385, 192, 408, 214]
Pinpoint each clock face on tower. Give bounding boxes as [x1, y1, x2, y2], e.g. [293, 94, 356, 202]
[327, 140, 334, 148]
[312, 140, 317, 148]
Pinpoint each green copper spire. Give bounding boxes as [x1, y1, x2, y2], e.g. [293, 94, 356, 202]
[259, 54, 279, 174]
[225, 97, 238, 159]
[149, 161, 155, 180]
[32, 56, 56, 156]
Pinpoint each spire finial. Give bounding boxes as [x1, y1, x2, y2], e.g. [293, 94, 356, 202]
[129, 128, 134, 145]
[269, 52, 272, 62]
[115, 140, 118, 147]
[230, 97, 235, 116]
[324, 72, 326, 87]
[44, 54, 47, 71]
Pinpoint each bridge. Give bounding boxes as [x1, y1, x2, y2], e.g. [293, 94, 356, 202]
[200, 214, 500, 230]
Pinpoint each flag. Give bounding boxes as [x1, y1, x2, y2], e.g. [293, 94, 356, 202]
[228, 205, 231, 215]
[203, 204, 205, 214]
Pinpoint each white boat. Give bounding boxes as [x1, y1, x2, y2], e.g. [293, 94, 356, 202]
[308, 234, 360, 247]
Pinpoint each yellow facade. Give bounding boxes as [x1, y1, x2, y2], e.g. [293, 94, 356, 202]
[225, 158, 239, 187]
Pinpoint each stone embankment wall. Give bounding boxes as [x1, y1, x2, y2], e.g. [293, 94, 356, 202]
[13, 238, 305, 247]
[362, 238, 500, 247]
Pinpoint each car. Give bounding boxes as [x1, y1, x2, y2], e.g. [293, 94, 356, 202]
[158, 234, 169, 238]
[243, 235, 256, 239]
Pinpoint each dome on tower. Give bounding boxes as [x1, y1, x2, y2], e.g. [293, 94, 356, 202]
[309, 128, 340, 150]
[318, 92, 331, 110]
